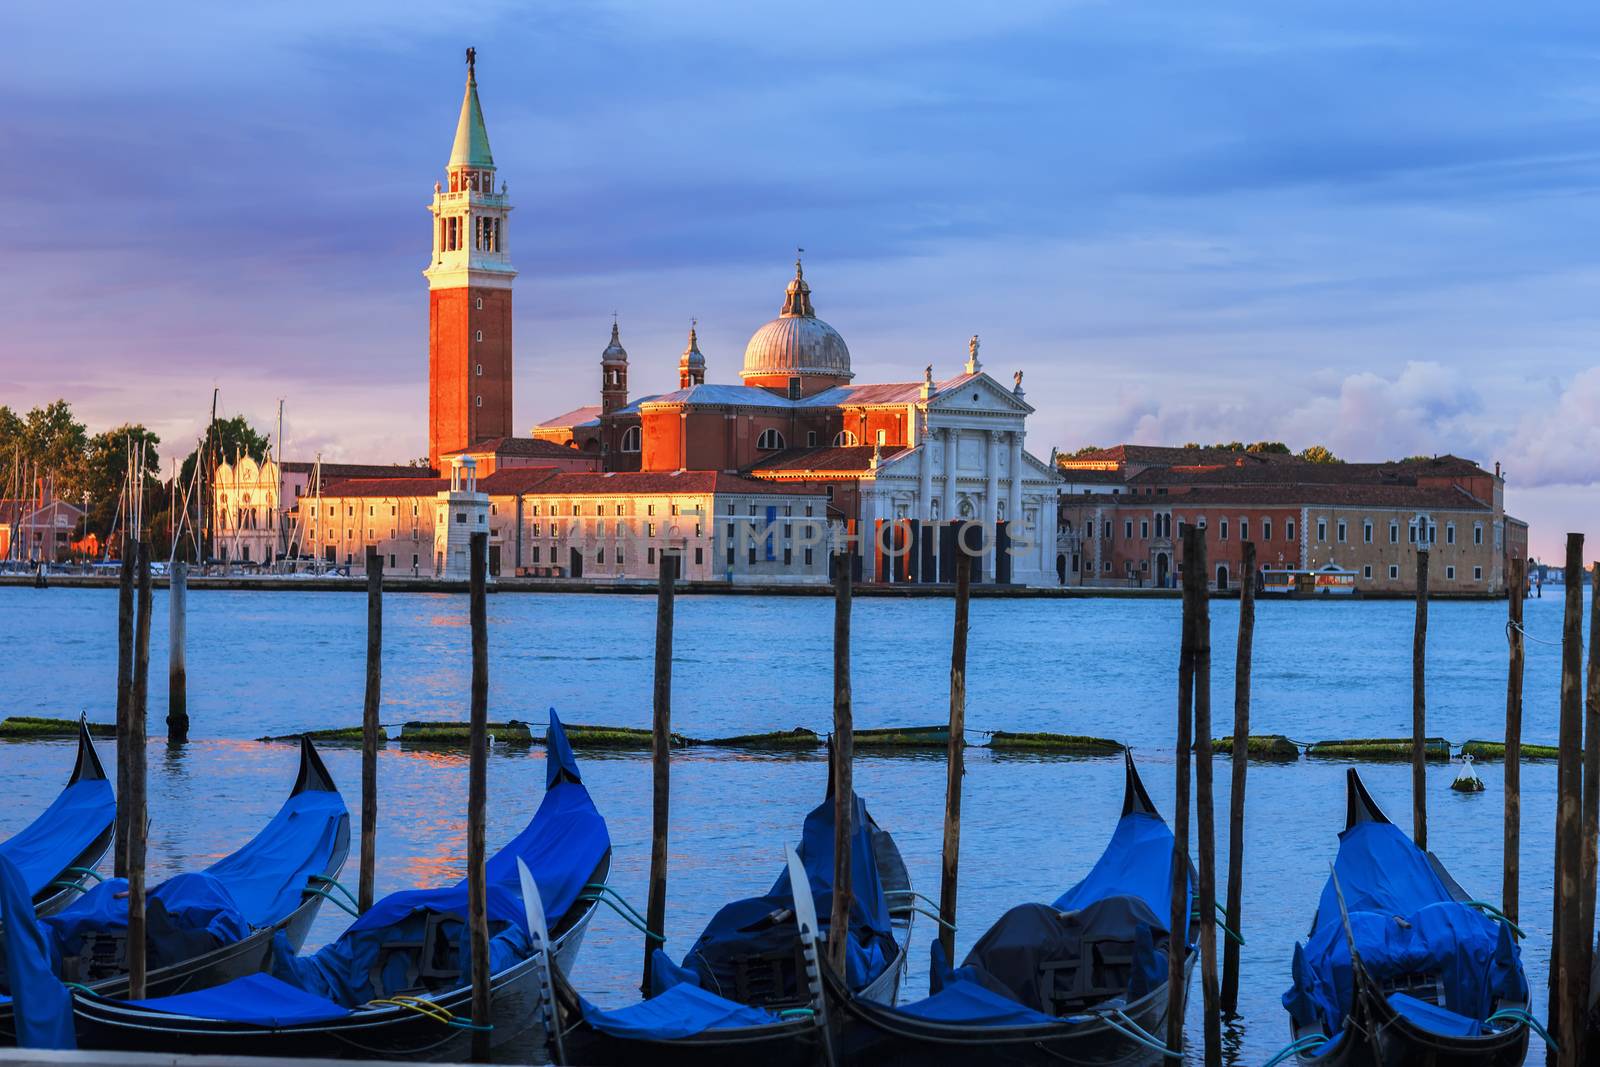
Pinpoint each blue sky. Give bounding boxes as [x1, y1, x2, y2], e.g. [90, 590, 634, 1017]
[2, 2, 1596, 556]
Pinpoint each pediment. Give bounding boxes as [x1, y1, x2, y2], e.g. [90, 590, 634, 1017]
[929, 373, 1034, 415]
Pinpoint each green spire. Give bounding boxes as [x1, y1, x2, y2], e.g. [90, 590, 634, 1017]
[449, 48, 494, 169]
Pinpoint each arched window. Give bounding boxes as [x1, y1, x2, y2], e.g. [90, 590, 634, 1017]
[620, 426, 641, 453]
[757, 428, 784, 450]
[833, 430, 858, 446]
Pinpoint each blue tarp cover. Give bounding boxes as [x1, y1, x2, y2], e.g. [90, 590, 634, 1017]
[1053, 810, 1187, 940]
[0, 778, 114, 900]
[0, 855, 75, 1048]
[270, 711, 610, 1009]
[580, 982, 781, 1040]
[672, 789, 894, 1001]
[890, 978, 1059, 1027]
[1283, 819, 1526, 1038]
[125, 972, 352, 1027]
[38, 786, 346, 969]
[1387, 992, 1482, 1038]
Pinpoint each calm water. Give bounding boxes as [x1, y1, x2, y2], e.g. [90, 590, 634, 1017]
[1, 585, 1590, 1063]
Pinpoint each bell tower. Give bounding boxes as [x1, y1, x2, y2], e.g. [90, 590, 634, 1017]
[425, 48, 516, 470]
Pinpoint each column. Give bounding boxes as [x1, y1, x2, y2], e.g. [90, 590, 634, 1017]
[942, 428, 958, 518]
[917, 427, 934, 521]
[984, 430, 1001, 581]
[1008, 431, 1024, 525]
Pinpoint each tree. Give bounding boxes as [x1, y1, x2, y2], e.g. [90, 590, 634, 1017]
[1066, 444, 1104, 459]
[80, 425, 162, 543]
[178, 414, 272, 491]
[1245, 441, 1291, 454]
[1299, 444, 1342, 464]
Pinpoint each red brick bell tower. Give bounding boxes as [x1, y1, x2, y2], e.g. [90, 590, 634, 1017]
[425, 48, 516, 469]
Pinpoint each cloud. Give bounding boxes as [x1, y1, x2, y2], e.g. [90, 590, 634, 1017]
[1502, 367, 1600, 488]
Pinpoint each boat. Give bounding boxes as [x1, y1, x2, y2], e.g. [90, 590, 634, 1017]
[1278, 768, 1531, 1065]
[544, 767, 914, 1066]
[70, 711, 611, 1062]
[0, 719, 115, 918]
[823, 751, 1194, 1066]
[0, 735, 349, 1046]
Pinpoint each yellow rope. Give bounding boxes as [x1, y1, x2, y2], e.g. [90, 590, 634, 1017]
[365, 996, 454, 1025]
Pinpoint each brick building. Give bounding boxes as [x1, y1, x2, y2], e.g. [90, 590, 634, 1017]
[1058, 448, 1527, 594]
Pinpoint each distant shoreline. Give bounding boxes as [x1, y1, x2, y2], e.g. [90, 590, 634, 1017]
[0, 574, 1514, 600]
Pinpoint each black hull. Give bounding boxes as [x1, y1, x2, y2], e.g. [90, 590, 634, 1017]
[829, 949, 1194, 1067]
[561, 1015, 828, 1067]
[1292, 988, 1529, 1067]
[30, 822, 114, 919]
[72, 852, 607, 1065]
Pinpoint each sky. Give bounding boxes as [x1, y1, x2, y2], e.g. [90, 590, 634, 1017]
[2, 1, 1596, 558]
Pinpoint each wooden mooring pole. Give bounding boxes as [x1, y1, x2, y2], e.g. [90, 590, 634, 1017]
[126, 540, 152, 999]
[360, 549, 383, 913]
[466, 532, 491, 1062]
[1579, 560, 1600, 1023]
[1193, 531, 1221, 1065]
[938, 551, 971, 971]
[166, 560, 188, 745]
[1503, 556, 1525, 925]
[1167, 526, 1201, 1057]
[114, 534, 134, 878]
[1412, 548, 1430, 850]
[828, 552, 854, 973]
[1549, 532, 1585, 1066]
[642, 551, 676, 996]
[1220, 540, 1255, 1015]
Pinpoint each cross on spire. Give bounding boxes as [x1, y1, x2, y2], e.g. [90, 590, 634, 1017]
[466, 47, 476, 78]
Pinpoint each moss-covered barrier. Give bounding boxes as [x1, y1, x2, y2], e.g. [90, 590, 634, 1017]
[563, 724, 691, 749]
[1307, 737, 1451, 762]
[257, 726, 385, 744]
[1208, 735, 1301, 760]
[399, 721, 535, 745]
[699, 728, 822, 749]
[853, 725, 951, 749]
[0, 716, 115, 738]
[1460, 740, 1561, 761]
[986, 732, 1123, 755]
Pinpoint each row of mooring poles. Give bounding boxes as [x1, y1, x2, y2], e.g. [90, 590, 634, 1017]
[112, 535, 154, 998]
[1549, 532, 1592, 1066]
[1220, 539, 1256, 1014]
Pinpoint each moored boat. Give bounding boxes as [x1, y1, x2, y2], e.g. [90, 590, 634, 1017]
[1278, 769, 1532, 1066]
[0, 718, 115, 918]
[824, 751, 1194, 1067]
[70, 711, 610, 1062]
[1, 735, 348, 1045]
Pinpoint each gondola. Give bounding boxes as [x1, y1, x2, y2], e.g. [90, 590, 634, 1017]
[0, 719, 115, 918]
[824, 750, 1194, 1067]
[0, 735, 349, 1046]
[71, 711, 612, 1062]
[545, 767, 914, 1066]
[1279, 769, 1530, 1066]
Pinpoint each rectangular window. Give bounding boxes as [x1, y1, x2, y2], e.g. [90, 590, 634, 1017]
[1262, 518, 1272, 541]
[1445, 565, 1456, 580]
[1219, 518, 1229, 541]
[1337, 520, 1347, 543]
[807, 431, 818, 447]
[802, 547, 811, 566]
[1446, 524, 1456, 545]
[1474, 523, 1483, 545]
[1124, 520, 1134, 539]
[1141, 519, 1150, 538]
[1363, 565, 1372, 579]
[597, 547, 605, 564]
[1317, 519, 1327, 543]
[1408, 524, 1416, 544]
[1286, 519, 1296, 541]
[1389, 564, 1399, 580]
[1390, 521, 1399, 544]
[1364, 521, 1373, 544]
[1474, 566, 1483, 580]
[531, 547, 540, 563]
[1240, 518, 1249, 541]
[456, 513, 466, 524]
[647, 546, 656, 564]
[1102, 520, 1112, 538]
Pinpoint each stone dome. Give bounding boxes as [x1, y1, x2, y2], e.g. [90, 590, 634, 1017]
[740, 260, 852, 383]
[600, 321, 627, 365]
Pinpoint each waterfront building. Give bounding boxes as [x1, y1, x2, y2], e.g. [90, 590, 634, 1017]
[1057, 449, 1528, 594]
[0, 495, 84, 564]
[301, 461, 827, 582]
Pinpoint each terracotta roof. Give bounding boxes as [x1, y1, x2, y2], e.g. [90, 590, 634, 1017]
[281, 461, 439, 479]
[1063, 484, 1490, 511]
[313, 477, 450, 498]
[524, 471, 823, 496]
[1061, 445, 1307, 469]
[534, 405, 603, 429]
[443, 437, 586, 459]
[745, 445, 908, 476]
[1128, 457, 1492, 489]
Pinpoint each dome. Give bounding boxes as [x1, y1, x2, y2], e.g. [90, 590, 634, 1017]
[601, 321, 627, 365]
[740, 260, 852, 383]
[681, 324, 706, 368]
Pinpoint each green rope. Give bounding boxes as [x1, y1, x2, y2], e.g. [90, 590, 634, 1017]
[1486, 1008, 1557, 1052]
[1260, 1034, 1328, 1067]
[46, 881, 91, 895]
[911, 905, 957, 933]
[1094, 1008, 1181, 1059]
[303, 885, 361, 918]
[1464, 900, 1526, 940]
[61, 867, 105, 883]
[309, 875, 360, 911]
[577, 892, 664, 942]
[582, 883, 652, 929]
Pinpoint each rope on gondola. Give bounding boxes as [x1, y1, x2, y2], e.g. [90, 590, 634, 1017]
[1190, 901, 1245, 946]
[1463, 899, 1527, 939]
[309, 874, 361, 912]
[910, 905, 956, 932]
[1260, 1033, 1329, 1066]
[45, 880, 91, 895]
[577, 884, 665, 942]
[365, 995, 492, 1031]
[61, 866, 105, 883]
[303, 885, 361, 918]
[1485, 1007, 1556, 1050]
[1091, 1007, 1182, 1059]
